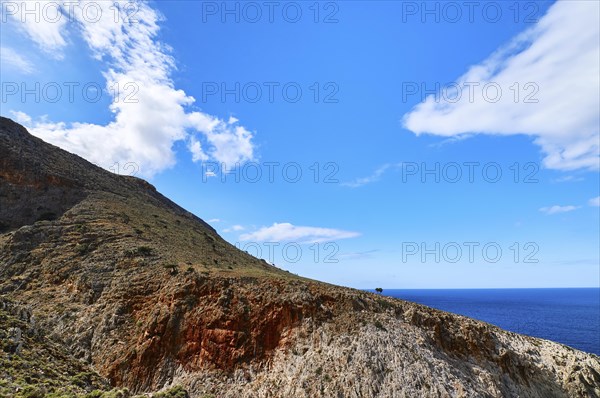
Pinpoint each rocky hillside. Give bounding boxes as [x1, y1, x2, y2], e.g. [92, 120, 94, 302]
[1, 116, 599, 398]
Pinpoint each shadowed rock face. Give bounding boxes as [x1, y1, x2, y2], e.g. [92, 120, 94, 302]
[0, 117, 215, 234]
[0, 119, 86, 232]
[1, 116, 599, 398]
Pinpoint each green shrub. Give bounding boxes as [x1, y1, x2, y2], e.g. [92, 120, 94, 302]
[125, 246, 154, 258]
[376, 298, 393, 311]
[137, 246, 153, 256]
[21, 386, 46, 398]
[75, 243, 90, 255]
[71, 371, 94, 387]
[374, 320, 386, 330]
[152, 386, 189, 398]
[163, 264, 178, 275]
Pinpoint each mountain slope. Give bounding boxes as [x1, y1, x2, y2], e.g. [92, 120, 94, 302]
[1, 117, 599, 398]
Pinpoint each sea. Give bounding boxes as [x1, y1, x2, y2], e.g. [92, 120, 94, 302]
[378, 288, 600, 356]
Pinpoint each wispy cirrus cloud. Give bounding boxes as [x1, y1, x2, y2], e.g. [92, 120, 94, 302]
[539, 205, 579, 215]
[341, 164, 392, 188]
[403, 1, 600, 172]
[0, 47, 36, 74]
[539, 196, 600, 214]
[552, 175, 584, 183]
[240, 222, 360, 244]
[5, 1, 255, 178]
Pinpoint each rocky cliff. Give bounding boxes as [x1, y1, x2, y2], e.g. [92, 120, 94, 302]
[1, 116, 599, 398]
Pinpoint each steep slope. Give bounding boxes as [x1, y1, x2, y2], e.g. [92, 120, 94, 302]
[1, 116, 599, 398]
[0, 296, 111, 397]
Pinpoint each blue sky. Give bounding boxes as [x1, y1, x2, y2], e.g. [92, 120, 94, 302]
[1, 0, 599, 288]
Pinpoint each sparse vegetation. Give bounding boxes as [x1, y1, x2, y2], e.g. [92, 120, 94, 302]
[75, 243, 90, 255]
[163, 263, 178, 275]
[85, 389, 123, 397]
[376, 298, 394, 311]
[374, 320, 386, 330]
[125, 246, 154, 258]
[0, 299, 110, 398]
[151, 386, 189, 398]
[136, 246, 153, 256]
[72, 371, 97, 388]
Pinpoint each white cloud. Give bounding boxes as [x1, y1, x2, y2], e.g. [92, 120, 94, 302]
[0, 47, 36, 74]
[190, 115, 255, 166]
[589, 196, 600, 207]
[3, 0, 68, 57]
[6, 1, 255, 177]
[9, 110, 32, 125]
[207, 218, 221, 223]
[223, 224, 245, 233]
[403, 1, 600, 171]
[539, 205, 579, 215]
[188, 136, 209, 163]
[240, 222, 360, 244]
[342, 164, 391, 188]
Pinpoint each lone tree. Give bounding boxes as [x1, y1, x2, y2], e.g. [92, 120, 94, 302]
[375, 287, 383, 294]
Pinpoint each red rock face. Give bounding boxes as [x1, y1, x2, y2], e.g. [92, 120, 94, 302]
[101, 276, 333, 391]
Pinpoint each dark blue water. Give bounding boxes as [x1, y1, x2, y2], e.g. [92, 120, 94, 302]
[379, 288, 600, 355]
